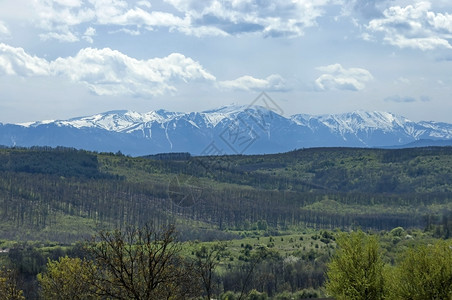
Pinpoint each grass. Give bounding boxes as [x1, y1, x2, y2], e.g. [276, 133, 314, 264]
[183, 229, 336, 273]
[0, 211, 111, 243]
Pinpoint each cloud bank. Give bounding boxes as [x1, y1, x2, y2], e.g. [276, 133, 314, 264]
[315, 63, 373, 91]
[26, 0, 332, 41]
[367, 1, 452, 50]
[218, 74, 286, 92]
[0, 44, 215, 96]
[0, 43, 285, 96]
[166, 0, 330, 37]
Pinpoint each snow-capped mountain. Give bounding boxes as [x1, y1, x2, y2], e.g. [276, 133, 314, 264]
[2, 105, 452, 156]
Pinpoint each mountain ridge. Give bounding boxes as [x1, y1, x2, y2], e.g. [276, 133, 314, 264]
[3, 105, 452, 156]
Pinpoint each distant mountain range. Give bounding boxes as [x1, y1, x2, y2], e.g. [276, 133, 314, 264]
[1, 105, 452, 156]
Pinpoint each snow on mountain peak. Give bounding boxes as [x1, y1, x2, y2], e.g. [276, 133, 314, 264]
[5, 105, 452, 155]
[200, 104, 282, 128]
[202, 104, 248, 114]
[12, 108, 416, 136]
[17, 119, 56, 128]
[57, 110, 141, 131]
[11, 107, 452, 147]
[315, 110, 412, 133]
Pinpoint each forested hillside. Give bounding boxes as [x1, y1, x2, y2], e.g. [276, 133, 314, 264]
[0, 146, 451, 242]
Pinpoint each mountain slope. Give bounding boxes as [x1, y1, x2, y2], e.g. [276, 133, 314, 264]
[2, 146, 452, 242]
[2, 106, 452, 156]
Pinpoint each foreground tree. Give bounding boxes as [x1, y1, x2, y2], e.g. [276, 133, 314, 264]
[325, 231, 385, 300]
[37, 256, 98, 300]
[0, 267, 25, 300]
[86, 224, 201, 299]
[388, 239, 452, 299]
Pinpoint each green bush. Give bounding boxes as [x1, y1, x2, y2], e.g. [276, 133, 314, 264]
[388, 240, 452, 299]
[247, 289, 268, 300]
[325, 231, 385, 300]
[221, 291, 238, 300]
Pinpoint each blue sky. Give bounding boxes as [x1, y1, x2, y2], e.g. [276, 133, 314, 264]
[0, 0, 451, 123]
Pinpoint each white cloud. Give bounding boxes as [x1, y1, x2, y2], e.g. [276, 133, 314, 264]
[53, 0, 84, 7]
[315, 63, 373, 91]
[82, 26, 96, 43]
[175, 25, 229, 37]
[34, 1, 95, 29]
[0, 21, 10, 38]
[51, 48, 216, 96]
[84, 26, 96, 36]
[165, 0, 330, 37]
[0, 44, 215, 97]
[340, 0, 388, 19]
[88, 0, 129, 24]
[111, 28, 142, 36]
[218, 74, 287, 92]
[39, 29, 80, 42]
[367, 1, 452, 50]
[26, 0, 334, 40]
[0, 43, 50, 76]
[0, 43, 290, 97]
[30, 0, 187, 42]
[137, 1, 151, 9]
[0, 0, 357, 44]
[93, 3, 186, 28]
[32, 0, 95, 42]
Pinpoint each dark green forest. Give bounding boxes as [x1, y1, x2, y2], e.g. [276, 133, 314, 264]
[1, 146, 451, 241]
[0, 146, 452, 299]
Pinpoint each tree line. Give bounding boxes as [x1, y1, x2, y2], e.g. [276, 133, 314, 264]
[0, 225, 330, 299]
[2, 146, 452, 243]
[2, 226, 451, 299]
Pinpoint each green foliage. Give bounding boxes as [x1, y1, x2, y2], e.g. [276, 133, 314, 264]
[221, 291, 238, 300]
[293, 289, 320, 299]
[0, 147, 110, 179]
[325, 230, 452, 300]
[2, 226, 451, 299]
[1, 146, 452, 298]
[426, 211, 452, 239]
[274, 291, 292, 300]
[37, 256, 97, 300]
[34, 225, 203, 299]
[0, 267, 25, 300]
[257, 220, 268, 231]
[389, 227, 404, 237]
[247, 289, 268, 300]
[2, 146, 452, 242]
[388, 240, 452, 299]
[325, 231, 385, 300]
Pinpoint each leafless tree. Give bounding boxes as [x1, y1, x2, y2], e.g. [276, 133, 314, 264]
[86, 224, 200, 300]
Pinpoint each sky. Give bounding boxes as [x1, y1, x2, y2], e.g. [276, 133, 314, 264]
[0, 0, 451, 123]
